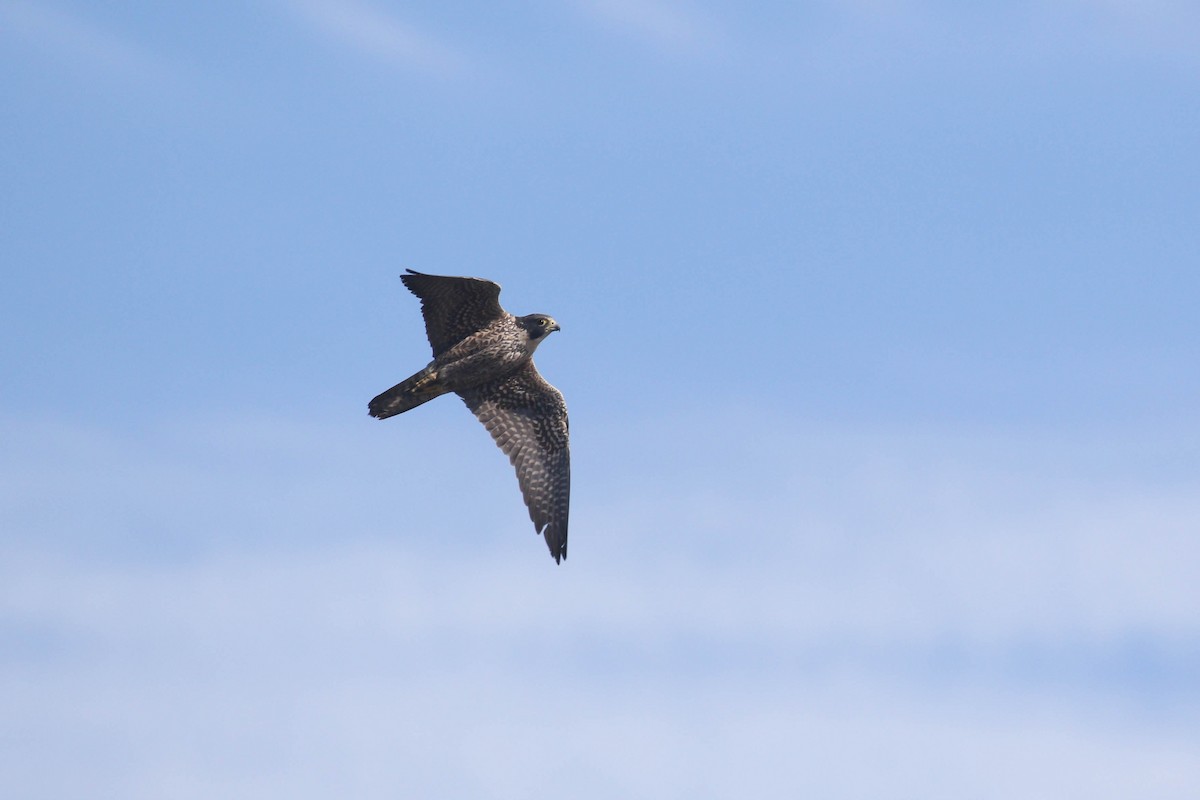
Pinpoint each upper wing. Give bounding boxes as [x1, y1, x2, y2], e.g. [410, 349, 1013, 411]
[400, 269, 506, 357]
[459, 362, 571, 563]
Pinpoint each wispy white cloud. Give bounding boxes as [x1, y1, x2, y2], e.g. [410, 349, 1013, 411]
[3, 410, 1198, 796]
[574, 0, 722, 55]
[721, 0, 1200, 80]
[0, 0, 173, 82]
[1062, 0, 1200, 55]
[827, 0, 1200, 59]
[3, 542, 1198, 798]
[5, 411, 1199, 655]
[280, 0, 470, 76]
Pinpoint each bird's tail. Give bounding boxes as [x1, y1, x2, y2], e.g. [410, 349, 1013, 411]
[368, 365, 448, 419]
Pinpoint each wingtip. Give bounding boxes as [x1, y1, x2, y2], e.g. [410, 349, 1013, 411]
[399, 269, 423, 296]
[542, 525, 567, 564]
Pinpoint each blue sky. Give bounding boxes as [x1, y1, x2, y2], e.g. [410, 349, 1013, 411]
[2, 1, 1199, 797]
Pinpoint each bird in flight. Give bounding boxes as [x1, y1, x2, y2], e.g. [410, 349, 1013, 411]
[369, 270, 571, 563]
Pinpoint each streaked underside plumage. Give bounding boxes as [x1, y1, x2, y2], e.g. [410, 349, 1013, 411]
[368, 270, 571, 563]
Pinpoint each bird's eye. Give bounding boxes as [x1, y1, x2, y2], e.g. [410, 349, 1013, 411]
[538, 318, 548, 326]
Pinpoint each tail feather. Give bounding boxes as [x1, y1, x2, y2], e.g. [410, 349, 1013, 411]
[368, 365, 448, 419]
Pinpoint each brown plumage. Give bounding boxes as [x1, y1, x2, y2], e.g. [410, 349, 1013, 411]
[369, 270, 571, 563]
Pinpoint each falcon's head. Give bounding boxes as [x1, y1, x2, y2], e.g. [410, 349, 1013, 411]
[519, 314, 561, 342]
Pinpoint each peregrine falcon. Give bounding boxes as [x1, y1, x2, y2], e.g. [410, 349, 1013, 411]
[368, 269, 571, 563]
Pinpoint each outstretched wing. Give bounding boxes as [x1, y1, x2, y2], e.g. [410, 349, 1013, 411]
[458, 362, 571, 563]
[400, 269, 506, 357]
